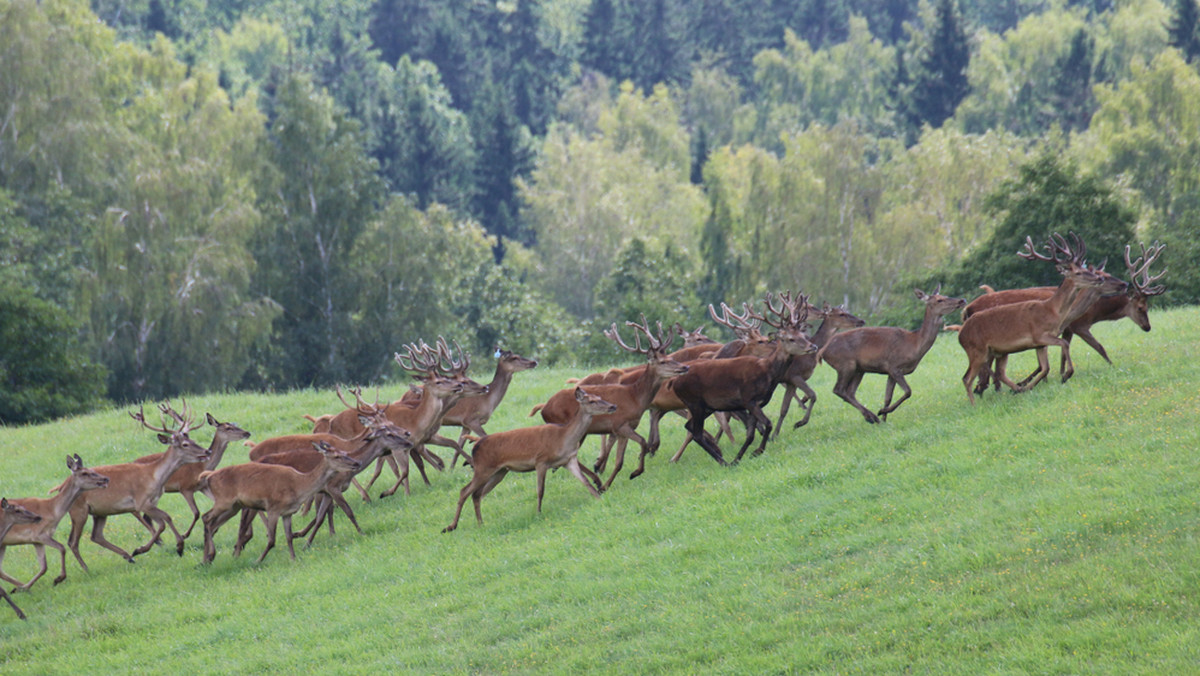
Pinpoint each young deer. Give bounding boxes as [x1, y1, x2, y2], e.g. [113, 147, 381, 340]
[0, 455, 109, 592]
[437, 348, 538, 468]
[443, 387, 617, 532]
[820, 287, 966, 423]
[1, 500, 42, 620]
[134, 410, 251, 539]
[199, 442, 362, 564]
[65, 405, 210, 566]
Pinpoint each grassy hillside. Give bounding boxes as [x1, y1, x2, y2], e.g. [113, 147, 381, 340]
[2, 307, 1198, 673]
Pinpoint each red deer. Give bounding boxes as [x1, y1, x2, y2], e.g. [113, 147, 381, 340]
[962, 241, 1165, 391]
[198, 442, 362, 564]
[535, 318, 688, 490]
[432, 348, 539, 468]
[669, 298, 818, 465]
[241, 421, 413, 549]
[0, 455, 109, 592]
[958, 240, 1128, 403]
[1, 500, 42, 620]
[772, 302, 865, 437]
[443, 387, 617, 532]
[64, 404, 209, 566]
[820, 287, 966, 423]
[134, 410, 251, 539]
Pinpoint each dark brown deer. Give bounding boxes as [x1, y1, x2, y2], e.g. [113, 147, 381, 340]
[1, 500, 42, 620]
[0, 455, 109, 593]
[198, 442, 362, 564]
[443, 387, 617, 532]
[820, 287, 966, 423]
[134, 410, 251, 539]
[772, 302, 865, 437]
[535, 317, 688, 490]
[64, 404, 209, 566]
[669, 298, 818, 465]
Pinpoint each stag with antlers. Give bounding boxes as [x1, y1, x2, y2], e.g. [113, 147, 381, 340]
[668, 295, 818, 464]
[64, 402, 210, 568]
[535, 317, 688, 490]
[958, 234, 1128, 403]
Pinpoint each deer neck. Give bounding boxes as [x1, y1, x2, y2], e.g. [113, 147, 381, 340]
[811, 318, 841, 349]
[482, 364, 515, 409]
[1057, 284, 1103, 333]
[46, 477, 86, 525]
[411, 391, 456, 440]
[562, 408, 598, 448]
[910, 304, 949, 361]
[204, 434, 234, 471]
[146, 447, 192, 501]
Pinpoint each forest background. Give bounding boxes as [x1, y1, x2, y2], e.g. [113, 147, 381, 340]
[2, 0, 1199, 423]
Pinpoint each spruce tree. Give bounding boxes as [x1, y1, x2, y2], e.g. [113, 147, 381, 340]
[911, 0, 971, 130]
[1167, 0, 1200, 63]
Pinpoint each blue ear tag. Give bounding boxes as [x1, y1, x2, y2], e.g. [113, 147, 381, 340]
[494, 349, 502, 359]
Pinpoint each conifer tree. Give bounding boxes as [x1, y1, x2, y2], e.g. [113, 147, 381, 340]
[911, 0, 971, 130]
[1167, 0, 1200, 63]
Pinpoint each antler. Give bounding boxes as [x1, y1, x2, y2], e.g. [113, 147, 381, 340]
[130, 399, 197, 435]
[761, 291, 811, 331]
[434, 336, 470, 376]
[395, 343, 438, 377]
[1018, 232, 1085, 267]
[606, 314, 674, 356]
[709, 302, 761, 336]
[1125, 241, 1167, 297]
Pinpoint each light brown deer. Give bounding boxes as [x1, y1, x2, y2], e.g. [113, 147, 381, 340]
[820, 287, 966, 423]
[0, 455, 109, 592]
[443, 387, 617, 532]
[668, 298, 818, 465]
[198, 442, 362, 564]
[1, 500, 42, 620]
[535, 318, 688, 490]
[134, 411, 251, 539]
[958, 238, 1128, 403]
[242, 421, 413, 549]
[436, 348, 538, 468]
[64, 404, 209, 566]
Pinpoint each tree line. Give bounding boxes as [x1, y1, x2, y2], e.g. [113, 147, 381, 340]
[2, 0, 1199, 423]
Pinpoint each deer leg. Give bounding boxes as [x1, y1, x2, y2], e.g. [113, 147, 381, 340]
[2, 587, 26, 621]
[329, 491, 361, 535]
[201, 505, 240, 564]
[593, 434, 616, 475]
[1071, 326, 1110, 365]
[686, 409, 728, 466]
[791, 377, 818, 430]
[962, 352, 989, 405]
[1059, 341, 1075, 383]
[232, 509, 257, 557]
[773, 384, 797, 439]
[89, 515, 135, 563]
[65, 506, 91, 573]
[0, 546, 29, 591]
[536, 466, 548, 513]
[382, 452, 418, 498]
[179, 490, 201, 539]
[444, 472, 490, 533]
[19, 543, 49, 591]
[452, 428, 478, 468]
[255, 513, 279, 564]
[733, 405, 772, 464]
[834, 371, 880, 424]
[137, 506, 184, 556]
[646, 409, 664, 455]
[283, 515, 297, 561]
[360, 457, 389, 494]
[567, 458, 603, 499]
[878, 373, 913, 420]
[601, 437, 631, 491]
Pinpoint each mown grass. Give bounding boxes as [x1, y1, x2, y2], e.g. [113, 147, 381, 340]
[1, 307, 1198, 673]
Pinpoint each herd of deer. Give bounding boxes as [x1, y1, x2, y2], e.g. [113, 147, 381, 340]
[0, 233, 1165, 621]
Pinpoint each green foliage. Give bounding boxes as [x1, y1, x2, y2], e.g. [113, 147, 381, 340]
[1167, 0, 1200, 62]
[0, 282, 106, 425]
[930, 152, 1136, 301]
[252, 72, 384, 388]
[593, 236, 701, 334]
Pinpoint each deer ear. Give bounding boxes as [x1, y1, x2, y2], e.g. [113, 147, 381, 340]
[574, 387, 587, 402]
[914, 288, 928, 301]
[157, 433, 171, 445]
[207, 412, 218, 425]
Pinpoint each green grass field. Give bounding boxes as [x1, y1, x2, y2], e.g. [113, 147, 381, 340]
[2, 308, 1198, 673]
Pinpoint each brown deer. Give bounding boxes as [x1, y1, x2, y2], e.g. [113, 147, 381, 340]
[1, 500, 42, 620]
[432, 348, 539, 468]
[64, 404, 209, 567]
[963, 241, 1165, 391]
[820, 287, 966, 423]
[0, 455, 109, 593]
[198, 442, 362, 564]
[958, 239, 1128, 403]
[133, 410, 251, 539]
[669, 298, 818, 465]
[443, 387, 618, 532]
[241, 421, 414, 549]
[772, 302, 865, 437]
[535, 318, 688, 490]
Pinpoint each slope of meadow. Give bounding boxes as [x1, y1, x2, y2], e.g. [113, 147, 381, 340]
[1, 307, 1198, 673]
